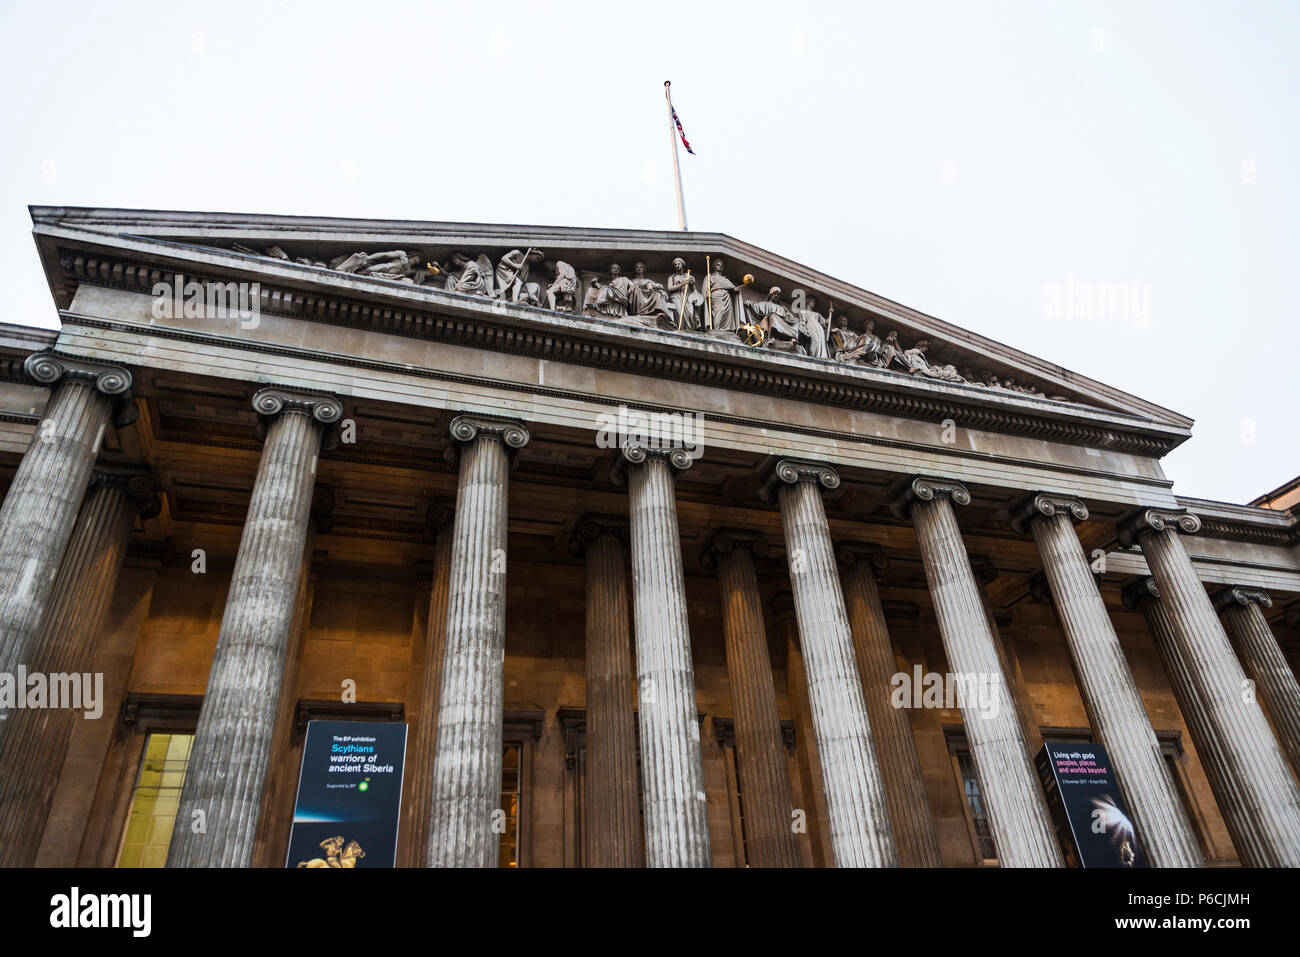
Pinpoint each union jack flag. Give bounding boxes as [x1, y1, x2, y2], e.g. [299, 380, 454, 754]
[671, 106, 695, 155]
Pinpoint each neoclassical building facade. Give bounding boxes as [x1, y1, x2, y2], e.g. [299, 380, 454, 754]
[0, 206, 1296, 868]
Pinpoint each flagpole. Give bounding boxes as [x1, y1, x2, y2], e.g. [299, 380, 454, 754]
[664, 81, 688, 231]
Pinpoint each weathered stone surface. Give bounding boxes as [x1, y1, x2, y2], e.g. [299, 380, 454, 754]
[703, 529, 801, 868]
[573, 516, 642, 867]
[1016, 493, 1201, 867]
[427, 416, 528, 867]
[167, 388, 340, 867]
[618, 448, 711, 867]
[1120, 510, 1300, 867]
[769, 460, 898, 867]
[893, 477, 1061, 867]
[0, 466, 156, 866]
[1215, 586, 1300, 779]
[837, 542, 943, 868]
[0, 354, 131, 679]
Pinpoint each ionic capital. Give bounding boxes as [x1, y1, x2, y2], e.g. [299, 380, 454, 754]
[1116, 508, 1202, 549]
[608, 444, 694, 487]
[700, 527, 769, 570]
[25, 350, 137, 426]
[90, 463, 161, 519]
[448, 413, 530, 450]
[758, 458, 840, 504]
[1009, 492, 1090, 535]
[1121, 576, 1161, 610]
[252, 387, 344, 449]
[834, 541, 888, 578]
[1212, 585, 1273, 614]
[568, 514, 630, 556]
[887, 475, 970, 520]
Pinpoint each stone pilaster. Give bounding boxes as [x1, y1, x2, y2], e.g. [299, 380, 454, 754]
[1214, 586, 1300, 779]
[427, 414, 529, 868]
[763, 460, 897, 867]
[702, 528, 801, 868]
[836, 542, 943, 868]
[1012, 493, 1201, 868]
[0, 353, 135, 677]
[400, 500, 455, 868]
[570, 515, 642, 867]
[0, 465, 158, 867]
[891, 476, 1060, 867]
[1118, 508, 1300, 867]
[167, 387, 342, 868]
[611, 445, 711, 867]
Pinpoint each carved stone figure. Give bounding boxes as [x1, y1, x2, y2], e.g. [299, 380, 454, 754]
[900, 339, 965, 383]
[629, 262, 673, 327]
[830, 315, 882, 366]
[880, 330, 904, 370]
[444, 252, 496, 298]
[545, 260, 577, 312]
[703, 258, 742, 334]
[592, 264, 633, 319]
[328, 250, 424, 283]
[581, 274, 604, 317]
[793, 293, 830, 359]
[496, 248, 544, 302]
[748, 287, 805, 354]
[665, 257, 701, 330]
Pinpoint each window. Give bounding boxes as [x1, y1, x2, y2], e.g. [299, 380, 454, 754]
[116, 733, 193, 868]
[945, 727, 997, 865]
[499, 744, 521, 868]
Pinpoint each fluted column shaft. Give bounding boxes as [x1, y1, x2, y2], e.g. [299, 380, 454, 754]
[168, 389, 338, 867]
[770, 463, 897, 868]
[1218, 590, 1300, 780]
[1127, 584, 1264, 864]
[0, 362, 127, 673]
[899, 480, 1060, 867]
[401, 511, 454, 868]
[839, 549, 943, 867]
[713, 540, 801, 867]
[1020, 499, 1200, 867]
[624, 453, 711, 867]
[1128, 514, 1300, 866]
[0, 470, 153, 866]
[581, 525, 643, 867]
[427, 417, 526, 868]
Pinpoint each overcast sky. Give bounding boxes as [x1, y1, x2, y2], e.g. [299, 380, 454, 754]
[1, 0, 1295, 504]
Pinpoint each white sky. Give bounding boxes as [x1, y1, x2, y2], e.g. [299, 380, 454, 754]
[1, 0, 1295, 504]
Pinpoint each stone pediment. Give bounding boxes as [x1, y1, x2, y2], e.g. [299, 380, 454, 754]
[29, 207, 1192, 438]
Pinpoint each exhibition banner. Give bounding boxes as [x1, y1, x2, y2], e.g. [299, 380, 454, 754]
[286, 720, 408, 868]
[1036, 740, 1145, 868]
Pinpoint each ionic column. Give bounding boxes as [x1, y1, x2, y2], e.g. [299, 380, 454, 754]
[1011, 493, 1201, 868]
[400, 500, 455, 868]
[836, 542, 943, 868]
[776, 593, 832, 867]
[1214, 586, 1300, 779]
[569, 515, 642, 867]
[762, 460, 897, 868]
[427, 415, 529, 868]
[0, 465, 158, 866]
[890, 477, 1060, 867]
[0, 352, 135, 675]
[702, 529, 801, 868]
[611, 446, 711, 867]
[1118, 509, 1300, 866]
[167, 387, 342, 868]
